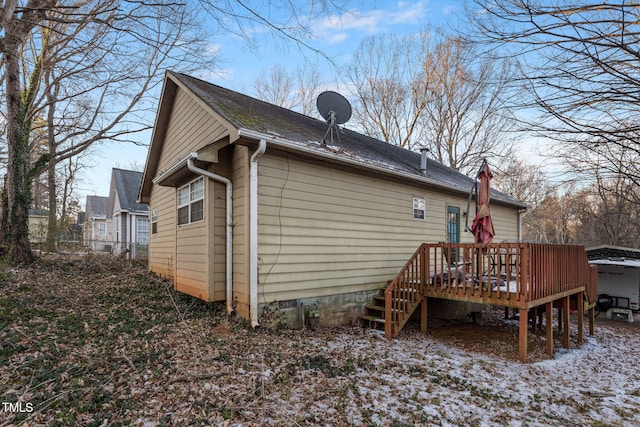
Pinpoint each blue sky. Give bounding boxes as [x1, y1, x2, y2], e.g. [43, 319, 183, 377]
[79, 1, 461, 207]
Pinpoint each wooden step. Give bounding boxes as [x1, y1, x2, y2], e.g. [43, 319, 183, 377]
[365, 304, 385, 317]
[373, 295, 385, 305]
[361, 314, 385, 330]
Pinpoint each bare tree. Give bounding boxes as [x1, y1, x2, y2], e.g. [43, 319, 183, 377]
[253, 63, 324, 116]
[492, 157, 551, 208]
[0, 0, 56, 262]
[345, 31, 434, 150]
[345, 31, 517, 174]
[467, 1, 640, 190]
[0, 0, 345, 263]
[422, 37, 517, 174]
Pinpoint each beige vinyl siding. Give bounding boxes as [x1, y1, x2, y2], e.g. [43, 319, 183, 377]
[208, 156, 230, 301]
[156, 87, 230, 173]
[148, 185, 176, 277]
[148, 85, 230, 300]
[488, 204, 520, 242]
[176, 204, 209, 300]
[231, 145, 250, 318]
[257, 154, 520, 302]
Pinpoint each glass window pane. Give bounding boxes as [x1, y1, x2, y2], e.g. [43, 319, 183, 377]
[177, 206, 189, 225]
[190, 199, 204, 222]
[178, 186, 190, 206]
[413, 197, 425, 220]
[191, 177, 204, 201]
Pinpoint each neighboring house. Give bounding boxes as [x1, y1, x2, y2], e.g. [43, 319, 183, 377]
[139, 71, 527, 328]
[28, 209, 49, 245]
[107, 168, 149, 259]
[83, 195, 112, 251]
[587, 245, 640, 312]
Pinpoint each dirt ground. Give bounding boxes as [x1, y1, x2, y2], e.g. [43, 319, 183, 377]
[407, 306, 639, 363]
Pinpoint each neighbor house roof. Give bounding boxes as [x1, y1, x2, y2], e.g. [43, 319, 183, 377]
[108, 168, 148, 216]
[140, 71, 527, 209]
[586, 245, 640, 261]
[85, 195, 108, 220]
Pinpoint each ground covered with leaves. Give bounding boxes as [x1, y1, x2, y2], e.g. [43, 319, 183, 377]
[1, 257, 639, 426]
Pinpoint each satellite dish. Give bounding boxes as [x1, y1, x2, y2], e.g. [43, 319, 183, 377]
[317, 91, 352, 125]
[316, 91, 352, 145]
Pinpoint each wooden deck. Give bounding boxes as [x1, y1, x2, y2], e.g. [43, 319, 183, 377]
[384, 242, 598, 362]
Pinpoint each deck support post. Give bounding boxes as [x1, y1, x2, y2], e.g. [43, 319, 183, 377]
[545, 302, 553, 357]
[518, 308, 528, 362]
[421, 297, 427, 334]
[577, 291, 584, 345]
[589, 306, 595, 336]
[562, 296, 570, 349]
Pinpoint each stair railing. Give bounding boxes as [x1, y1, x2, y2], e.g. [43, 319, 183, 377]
[384, 243, 427, 338]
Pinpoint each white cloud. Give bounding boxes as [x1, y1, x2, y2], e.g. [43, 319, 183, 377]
[314, 2, 428, 44]
[391, 1, 428, 25]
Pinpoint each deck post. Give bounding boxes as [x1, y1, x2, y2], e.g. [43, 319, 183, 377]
[545, 302, 553, 357]
[421, 297, 427, 334]
[519, 308, 528, 362]
[384, 290, 392, 338]
[562, 296, 570, 349]
[589, 306, 595, 336]
[577, 291, 584, 345]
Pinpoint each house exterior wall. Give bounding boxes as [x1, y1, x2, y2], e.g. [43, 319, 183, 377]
[28, 216, 48, 244]
[83, 218, 113, 251]
[255, 152, 520, 325]
[147, 86, 230, 301]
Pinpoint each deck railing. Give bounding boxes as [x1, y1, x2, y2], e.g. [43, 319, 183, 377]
[384, 242, 596, 338]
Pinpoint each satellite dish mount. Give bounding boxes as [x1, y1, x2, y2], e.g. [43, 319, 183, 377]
[316, 91, 352, 145]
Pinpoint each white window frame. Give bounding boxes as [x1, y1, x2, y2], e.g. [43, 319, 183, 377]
[98, 222, 107, 236]
[177, 177, 205, 225]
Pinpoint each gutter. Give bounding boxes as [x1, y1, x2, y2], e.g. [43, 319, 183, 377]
[249, 140, 267, 328]
[152, 152, 195, 185]
[186, 154, 234, 314]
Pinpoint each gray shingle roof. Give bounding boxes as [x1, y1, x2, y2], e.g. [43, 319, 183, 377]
[85, 196, 108, 219]
[169, 72, 525, 208]
[112, 169, 148, 213]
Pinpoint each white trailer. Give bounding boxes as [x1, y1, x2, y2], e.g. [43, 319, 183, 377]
[589, 259, 640, 311]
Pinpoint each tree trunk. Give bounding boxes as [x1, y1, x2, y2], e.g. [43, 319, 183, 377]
[45, 157, 57, 252]
[4, 42, 33, 264]
[45, 81, 58, 252]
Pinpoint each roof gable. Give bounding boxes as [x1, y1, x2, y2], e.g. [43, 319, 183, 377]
[109, 169, 148, 215]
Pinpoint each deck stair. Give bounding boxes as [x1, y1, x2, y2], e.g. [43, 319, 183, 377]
[361, 244, 429, 337]
[361, 290, 387, 331]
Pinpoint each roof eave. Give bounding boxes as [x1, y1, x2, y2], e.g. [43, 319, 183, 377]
[237, 128, 527, 209]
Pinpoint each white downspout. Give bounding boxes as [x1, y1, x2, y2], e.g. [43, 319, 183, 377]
[250, 140, 267, 327]
[187, 155, 234, 314]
